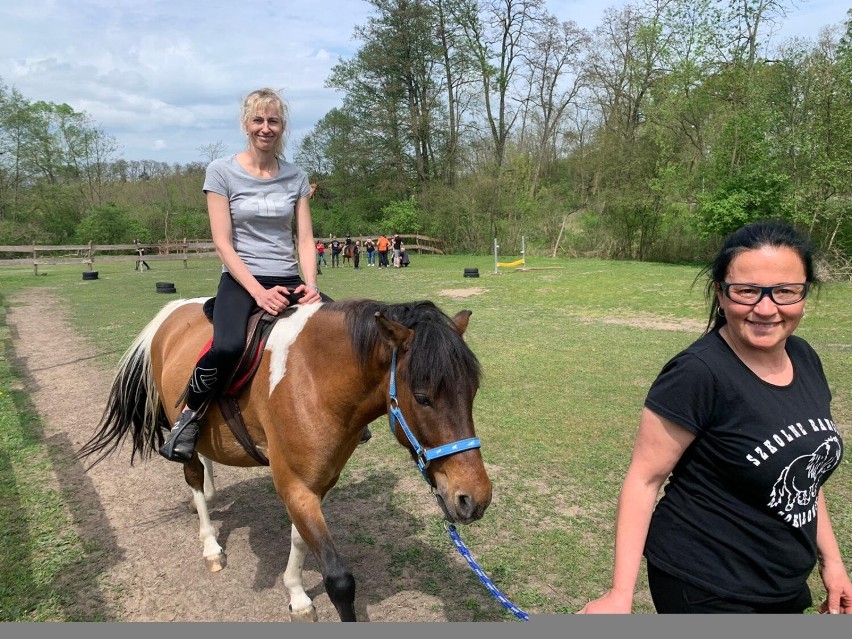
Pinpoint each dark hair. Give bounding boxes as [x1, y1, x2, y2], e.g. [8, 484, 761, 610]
[697, 219, 818, 334]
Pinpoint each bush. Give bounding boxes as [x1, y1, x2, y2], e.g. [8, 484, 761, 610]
[74, 203, 147, 244]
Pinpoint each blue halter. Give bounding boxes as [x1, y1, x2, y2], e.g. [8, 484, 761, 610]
[388, 349, 481, 486]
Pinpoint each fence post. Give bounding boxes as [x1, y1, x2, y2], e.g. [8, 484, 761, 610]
[493, 238, 499, 275]
[33, 243, 37, 276]
[88, 241, 94, 271]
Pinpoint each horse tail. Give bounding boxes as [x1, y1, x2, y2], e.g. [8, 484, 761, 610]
[78, 300, 189, 468]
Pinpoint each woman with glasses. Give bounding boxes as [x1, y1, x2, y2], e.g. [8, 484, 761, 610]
[580, 219, 849, 614]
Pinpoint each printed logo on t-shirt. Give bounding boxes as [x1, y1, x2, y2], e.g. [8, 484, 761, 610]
[744, 419, 842, 528]
[767, 435, 841, 527]
[240, 193, 289, 217]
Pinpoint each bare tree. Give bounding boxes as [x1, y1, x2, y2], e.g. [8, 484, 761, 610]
[198, 141, 228, 164]
[522, 15, 590, 197]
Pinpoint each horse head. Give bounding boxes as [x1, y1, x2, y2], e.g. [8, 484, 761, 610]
[374, 303, 492, 525]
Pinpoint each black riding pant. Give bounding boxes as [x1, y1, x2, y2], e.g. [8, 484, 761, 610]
[185, 272, 331, 411]
[647, 562, 812, 614]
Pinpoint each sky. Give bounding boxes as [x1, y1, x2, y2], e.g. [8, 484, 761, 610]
[1, 0, 849, 166]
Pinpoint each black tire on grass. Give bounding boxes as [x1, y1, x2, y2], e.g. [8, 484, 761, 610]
[155, 282, 176, 294]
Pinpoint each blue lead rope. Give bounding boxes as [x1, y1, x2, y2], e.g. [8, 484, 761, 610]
[447, 524, 530, 622]
[385, 349, 526, 621]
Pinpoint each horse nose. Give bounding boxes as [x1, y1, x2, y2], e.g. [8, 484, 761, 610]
[455, 492, 486, 523]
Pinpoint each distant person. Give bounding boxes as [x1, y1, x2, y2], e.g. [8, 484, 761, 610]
[377, 233, 390, 269]
[330, 236, 341, 268]
[392, 233, 403, 268]
[316, 240, 327, 268]
[353, 240, 361, 269]
[400, 246, 410, 267]
[579, 220, 850, 614]
[364, 238, 375, 266]
[134, 239, 151, 271]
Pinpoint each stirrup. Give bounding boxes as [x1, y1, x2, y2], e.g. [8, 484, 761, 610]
[159, 409, 200, 462]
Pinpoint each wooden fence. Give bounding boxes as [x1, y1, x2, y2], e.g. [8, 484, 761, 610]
[0, 234, 443, 275]
[0, 240, 218, 275]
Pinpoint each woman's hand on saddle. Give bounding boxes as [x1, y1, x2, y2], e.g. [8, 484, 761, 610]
[292, 283, 321, 304]
[255, 286, 294, 315]
[576, 589, 633, 614]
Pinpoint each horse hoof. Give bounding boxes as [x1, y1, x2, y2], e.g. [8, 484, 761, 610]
[289, 605, 318, 622]
[205, 553, 227, 572]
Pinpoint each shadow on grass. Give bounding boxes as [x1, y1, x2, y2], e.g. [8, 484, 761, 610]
[1, 301, 117, 621]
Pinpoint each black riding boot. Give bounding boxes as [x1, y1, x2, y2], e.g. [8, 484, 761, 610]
[159, 408, 200, 462]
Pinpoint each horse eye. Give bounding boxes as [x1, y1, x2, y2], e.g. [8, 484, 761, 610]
[414, 394, 432, 407]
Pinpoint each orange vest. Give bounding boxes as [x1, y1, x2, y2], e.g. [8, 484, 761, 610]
[377, 236, 390, 251]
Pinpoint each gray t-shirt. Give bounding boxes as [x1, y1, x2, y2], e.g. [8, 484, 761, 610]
[203, 155, 312, 276]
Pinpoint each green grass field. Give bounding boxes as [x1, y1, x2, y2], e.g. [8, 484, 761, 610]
[1, 254, 849, 620]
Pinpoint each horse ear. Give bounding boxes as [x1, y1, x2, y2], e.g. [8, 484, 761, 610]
[374, 312, 414, 351]
[451, 310, 472, 336]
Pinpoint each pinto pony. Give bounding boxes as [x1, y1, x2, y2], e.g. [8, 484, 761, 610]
[78, 298, 491, 622]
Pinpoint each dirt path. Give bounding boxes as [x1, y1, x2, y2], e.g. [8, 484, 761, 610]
[7, 289, 475, 622]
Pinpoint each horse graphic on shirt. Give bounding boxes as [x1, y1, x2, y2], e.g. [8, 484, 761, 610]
[768, 436, 841, 512]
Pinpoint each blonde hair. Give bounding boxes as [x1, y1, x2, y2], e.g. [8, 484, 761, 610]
[240, 88, 289, 156]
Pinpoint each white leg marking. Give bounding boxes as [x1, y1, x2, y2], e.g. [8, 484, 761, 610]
[191, 487, 223, 563]
[283, 523, 313, 614]
[266, 303, 323, 395]
[200, 454, 216, 501]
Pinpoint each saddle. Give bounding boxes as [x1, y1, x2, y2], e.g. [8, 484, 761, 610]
[176, 297, 300, 465]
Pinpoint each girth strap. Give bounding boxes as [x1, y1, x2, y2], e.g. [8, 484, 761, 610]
[218, 395, 270, 465]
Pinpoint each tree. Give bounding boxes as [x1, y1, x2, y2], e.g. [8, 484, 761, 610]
[327, 0, 446, 190]
[198, 141, 228, 164]
[521, 15, 590, 197]
[580, 3, 671, 259]
[457, 0, 544, 170]
[430, 0, 481, 184]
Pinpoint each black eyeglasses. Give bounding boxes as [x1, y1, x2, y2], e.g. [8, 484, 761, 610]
[720, 282, 809, 306]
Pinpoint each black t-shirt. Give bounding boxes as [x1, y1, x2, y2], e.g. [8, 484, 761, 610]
[643, 330, 843, 603]
[330, 240, 341, 253]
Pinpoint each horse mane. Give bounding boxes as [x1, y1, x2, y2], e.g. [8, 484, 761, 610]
[319, 300, 481, 394]
[808, 435, 841, 479]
